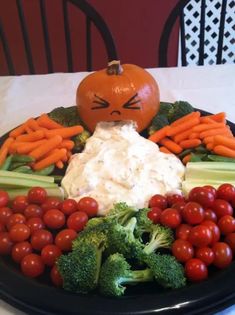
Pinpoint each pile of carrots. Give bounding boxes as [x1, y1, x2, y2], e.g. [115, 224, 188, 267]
[0, 114, 84, 170]
[148, 111, 235, 164]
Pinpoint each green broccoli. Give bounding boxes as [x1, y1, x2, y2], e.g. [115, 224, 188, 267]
[168, 101, 194, 123]
[72, 130, 91, 152]
[99, 253, 153, 297]
[48, 106, 82, 127]
[158, 102, 174, 116]
[84, 216, 105, 230]
[57, 242, 104, 293]
[134, 208, 153, 239]
[106, 202, 137, 225]
[148, 114, 169, 135]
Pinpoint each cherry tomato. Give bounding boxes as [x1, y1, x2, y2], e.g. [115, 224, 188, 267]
[218, 215, 235, 235]
[185, 258, 208, 282]
[27, 187, 47, 205]
[0, 207, 13, 225]
[201, 220, 220, 245]
[0, 232, 14, 255]
[55, 229, 77, 252]
[50, 265, 63, 287]
[212, 199, 233, 218]
[77, 197, 98, 217]
[0, 190, 9, 207]
[147, 207, 162, 224]
[41, 244, 62, 266]
[9, 223, 31, 242]
[167, 194, 185, 207]
[188, 225, 212, 247]
[11, 196, 29, 213]
[171, 239, 194, 263]
[26, 217, 45, 233]
[24, 204, 43, 219]
[31, 229, 53, 251]
[171, 201, 186, 215]
[0, 222, 5, 232]
[225, 233, 235, 253]
[160, 208, 181, 229]
[175, 224, 192, 241]
[204, 209, 217, 223]
[67, 211, 88, 232]
[60, 199, 77, 216]
[41, 197, 61, 213]
[182, 202, 205, 225]
[188, 187, 215, 208]
[212, 242, 233, 269]
[203, 185, 217, 198]
[43, 209, 65, 230]
[195, 247, 215, 266]
[21, 253, 45, 278]
[217, 184, 235, 202]
[148, 194, 167, 210]
[7, 213, 26, 230]
[231, 197, 235, 208]
[11, 241, 32, 263]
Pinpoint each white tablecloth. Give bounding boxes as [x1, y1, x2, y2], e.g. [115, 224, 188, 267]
[0, 64, 235, 315]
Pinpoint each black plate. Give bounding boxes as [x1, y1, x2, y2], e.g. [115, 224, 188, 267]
[0, 109, 235, 315]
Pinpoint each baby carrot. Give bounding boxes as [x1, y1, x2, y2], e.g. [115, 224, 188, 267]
[0, 137, 14, 166]
[173, 129, 193, 143]
[32, 148, 67, 170]
[159, 146, 172, 154]
[29, 135, 63, 160]
[203, 136, 215, 145]
[192, 123, 225, 133]
[59, 139, 75, 150]
[160, 138, 183, 154]
[213, 145, 235, 158]
[213, 135, 235, 150]
[16, 130, 45, 142]
[206, 142, 214, 150]
[148, 126, 170, 143]
[200, 117, 217, 124]
[170, 111, 200, 127]
[56, 160, 64, 169]
[182, 153, 192, 165]
[167, 117, 200, 137]
[179, 139, 201, 149]
[188, 132, 200, 140]
[45, 125, 84, 138]
[37, 114, 63, 129]
[16, 140, 47, 154]
[9, 124, 26, 138]
[24, 125, 33, 134]
[26, 118, 40, 131]
[199, 127, 230, 139]
[207, 112, 226, 123]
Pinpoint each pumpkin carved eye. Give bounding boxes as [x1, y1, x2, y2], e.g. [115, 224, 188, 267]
[91, 94, 110, 110]
[123, 93, 141, 110]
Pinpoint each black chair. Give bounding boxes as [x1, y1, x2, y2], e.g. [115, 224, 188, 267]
[158, 0, 234, 67]
[0, 0, 118, 75]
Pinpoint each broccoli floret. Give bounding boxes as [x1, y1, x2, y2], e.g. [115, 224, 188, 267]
[48, 106, 82, 127]
[134, 208, 153, 239]
[72, 130, 91, 152]
[148, 114, 169, 135]
[144, 252, 186, 289]
[84, 216, 105, 230]
[168, 101, 194, 123]
[57, 242, 104, 293]
[99, 253, 153, 297]
[106, 202, 137, 225]
[158, 102, 174, 116]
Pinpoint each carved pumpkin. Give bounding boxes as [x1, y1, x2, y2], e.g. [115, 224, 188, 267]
[76, 61, 160, 132]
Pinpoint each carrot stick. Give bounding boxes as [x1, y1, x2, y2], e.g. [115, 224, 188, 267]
[206, 143, 214, 150]
[45, 125, 84, 138]
[170, 111, 200, 127]
[173, 129, 193, 143]
[160, 138, 183, 154]
[37, 114, 63, 129]
[29, 135, 63, 160]
[24, 125, 33, 134]
[179, 139, 202, 149]
[27, 118, 40, 131]
[203, 136, 215, 145]
[182, 154, 192, 165]
[159, 146, 172, 154]
[56, 160, 64, 169]
[0, 137, 14, 166]
[59, 139, 75, 150]
[207, 112, 226, 123]
[167, 117, 200, 137]
[16, 130, 45, 142]
[188, 132, 200, 140]
[213, 145, 235, 158]
[32, 148, 67, 170]
[148, 126, 170, 143]
[67, 151, 72, 160]
[0, 148, 8, 166]
[192, 123, 225, 133]
[200, 117, 218, 124]
[16, 140, 47, 155]
[9, 124, 26, 138]
[199, 127, 230, 139]
[213, 135, 235, 150]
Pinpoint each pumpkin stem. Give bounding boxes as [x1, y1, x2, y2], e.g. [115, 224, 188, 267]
[107, 60, 123, 75]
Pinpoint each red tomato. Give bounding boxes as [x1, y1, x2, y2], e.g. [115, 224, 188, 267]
[171, 201, 186, 215]
[182, 202, 205, 225]
[171, 239, 194, 263]
[185, 258, 208, 282]
[231, 197, 235, 208]
[26, 217, 45, 234]
[0, 222, 5, 232]
[212, 242, 233, 269]
[60, 199, 77, 216]
[24, 204, 43, 219]
[225, 233, 235, 253]
[21, 254, 45, 278]
[167, 194, 185, 207]
[188, 187, 215, 208]
[160, 208, 181, 229]
[41, 244, 62, 266]
[27, 187, 47, 205]
[0, 190, 9, 208]
[217, 184, 235, 202]
[195, 247, 215, 266]
[50, 265, 63, 287]
[147, 207, 162, 224]
[204, 209, 217, 223]
[212, 199, 233, 218]
[67, 211, 88, 232]
[0, 207, 13, 225]
[188, 225, 212, 247]
[7, 213, 26, 230]
[77, 197, 98, 217]
[0, 232, 14, 255]
[31, 229, 53, 251]
[11, 196, 29, 213]
[43, 209, 65, 230]
[175, 224, 192, 241]
[203, 185, 217, 198]
[11, 241, 32, 263]
[55, 229, 77, 252]
[218, 215, 235, 235]
[41, 197, 61, 213]
[148, 194, 167, 210]
[9, 223, 31, 242]
[201, 220, 221, 245]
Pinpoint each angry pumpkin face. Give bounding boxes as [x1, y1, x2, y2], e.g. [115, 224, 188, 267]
[76, 61, 160, 132]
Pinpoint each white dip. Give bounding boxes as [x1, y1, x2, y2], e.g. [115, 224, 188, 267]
[61, 122, 185, 215]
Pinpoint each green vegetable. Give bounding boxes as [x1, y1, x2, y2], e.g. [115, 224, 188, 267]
[0, 155, 13, 170]
[72, 130, 91, 152]
[207, 155, 235, 163]
[158, 102, 174, 116]
[105, 202, 137, 225]
[34, 164, 55, 175]
[134, 207, 153, 239]
[168, 101, 194, 123]
[48, 106, 82, 127]
[0, 170, 54, 183]
[12, 166, 33, 174]
[11, 154, 35, 163]
[148, 114, 169, 135]
[99, 253, 153, 297]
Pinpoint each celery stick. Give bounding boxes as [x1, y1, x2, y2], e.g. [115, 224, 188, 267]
[207, 155, 235, 163]
[187, 162, 235, 171]
[185, 168, 235, 181]
[6, 187, 65, 200]
[0, 170, 54, 183]
[0, 177, 57, 189]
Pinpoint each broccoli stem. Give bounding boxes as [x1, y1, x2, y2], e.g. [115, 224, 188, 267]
[120, 269, 153, 285]
[144, 231, 171, 255]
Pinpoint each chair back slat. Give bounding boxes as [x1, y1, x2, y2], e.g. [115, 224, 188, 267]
[198, 0, 206, 65]
[180, 11, 187, 66]
[86, 17, 92, 71]
[0, 21, 15, 75]
[217, 0, 227, 64]
[63, 0, 73, 72]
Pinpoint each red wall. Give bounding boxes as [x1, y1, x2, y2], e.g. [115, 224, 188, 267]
[0, 0, 179, 75]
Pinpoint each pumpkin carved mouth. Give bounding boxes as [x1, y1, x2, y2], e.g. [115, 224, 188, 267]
[110, 110, 121, 116]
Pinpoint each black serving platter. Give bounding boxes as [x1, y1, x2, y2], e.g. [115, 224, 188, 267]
[0, 109, 235, 315]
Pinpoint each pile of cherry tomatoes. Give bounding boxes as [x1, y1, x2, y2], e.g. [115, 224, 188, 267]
[147, 184, 235, 282]
[0, 187, 98, 286]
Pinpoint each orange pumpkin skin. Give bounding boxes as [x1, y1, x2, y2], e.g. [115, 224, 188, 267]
[76, 62, 160, 132]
